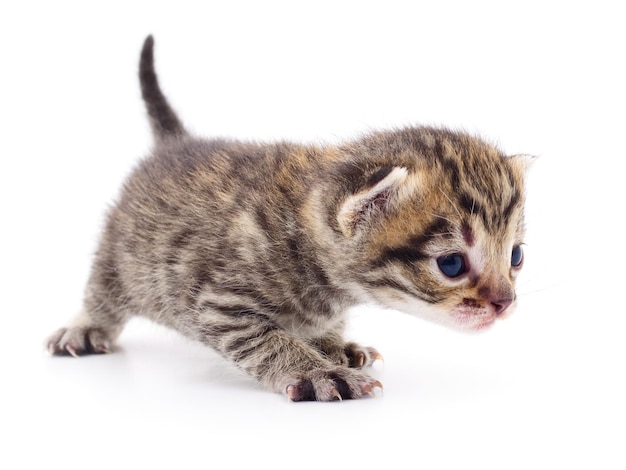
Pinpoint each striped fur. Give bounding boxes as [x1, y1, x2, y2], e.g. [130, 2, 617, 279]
[46, 37, 532, 401]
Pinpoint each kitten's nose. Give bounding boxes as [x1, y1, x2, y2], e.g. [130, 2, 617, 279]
[491, 298, 513, 315]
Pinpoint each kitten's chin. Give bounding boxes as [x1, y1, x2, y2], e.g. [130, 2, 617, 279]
[450, 301, 515, 332]
[375, 292, 502, 333]
[451, 308, 497, 332]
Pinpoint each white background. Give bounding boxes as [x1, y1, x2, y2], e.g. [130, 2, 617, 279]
[2, 1, 625, 468]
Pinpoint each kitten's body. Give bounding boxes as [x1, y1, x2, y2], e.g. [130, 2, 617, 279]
[47, 37, 531, 401]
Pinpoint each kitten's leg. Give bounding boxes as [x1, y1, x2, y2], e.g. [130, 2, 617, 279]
[312, 330, 383, 369]
[47, 255, 130, 356]
[199, 311, 381, 401]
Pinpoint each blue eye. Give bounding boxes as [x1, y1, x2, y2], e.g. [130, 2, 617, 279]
[511, 245, 524, 267]
[437, 254, 467, 278]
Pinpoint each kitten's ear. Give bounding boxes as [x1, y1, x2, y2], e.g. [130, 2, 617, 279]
[338, 166, 412, 237]
[509, 154, 536, 172]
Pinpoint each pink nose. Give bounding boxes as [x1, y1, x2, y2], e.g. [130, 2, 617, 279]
[491, 298, 513, 315]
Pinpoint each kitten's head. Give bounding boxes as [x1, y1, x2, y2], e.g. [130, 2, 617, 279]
[334, 128, 533, 332]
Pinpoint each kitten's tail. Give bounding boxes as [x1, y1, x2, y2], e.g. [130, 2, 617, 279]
[139, 35, 187, 144]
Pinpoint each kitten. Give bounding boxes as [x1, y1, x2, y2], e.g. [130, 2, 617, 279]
[47, 36, 532, 401]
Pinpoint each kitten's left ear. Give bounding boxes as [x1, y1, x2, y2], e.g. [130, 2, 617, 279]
[337, 166, 414, 237]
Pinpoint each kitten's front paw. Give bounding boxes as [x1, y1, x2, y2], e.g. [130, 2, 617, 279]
[46, 327, 112, 357]
[344, 343, 383, 369]
[285, 368, 382, 402]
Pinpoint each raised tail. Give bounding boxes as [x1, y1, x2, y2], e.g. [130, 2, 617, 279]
[139, 35, 186, 143]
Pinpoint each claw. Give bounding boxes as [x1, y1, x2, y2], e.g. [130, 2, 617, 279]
[370, 351, 385, 369]
[330, 388, 343, 401]
[359, 379, 383, 397]
[65, 345, 80, 358]
[92, 342, 110, 354]
[355, 352, 365, 368]
[371, 350, 384, 362]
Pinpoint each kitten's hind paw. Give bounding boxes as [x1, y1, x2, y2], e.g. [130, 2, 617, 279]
[46, 327, 113, 356]
[285, 368, 383, 402]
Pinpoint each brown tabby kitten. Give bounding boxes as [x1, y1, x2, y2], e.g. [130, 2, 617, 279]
[47, 36, 532, 401]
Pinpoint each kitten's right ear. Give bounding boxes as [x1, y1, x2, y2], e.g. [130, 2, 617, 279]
[337, 166, 413, 237]
[509, 154, 537, 172]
